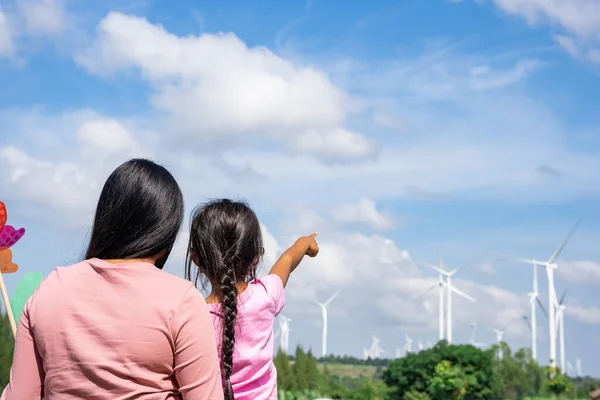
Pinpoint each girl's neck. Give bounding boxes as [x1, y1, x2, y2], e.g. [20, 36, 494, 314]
[206, 281, 249, 304]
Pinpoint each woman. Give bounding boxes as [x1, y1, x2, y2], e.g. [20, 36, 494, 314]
[2, 159, 224, 399]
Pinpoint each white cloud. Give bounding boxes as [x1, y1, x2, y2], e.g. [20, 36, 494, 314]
[554, 34, 600, 65]
[476, 261, 496, 275]
[0, 7, 14, 56]
[474, 0, 600, 64]
[290, 128, 376, 161]
[490, 0, 600, 39]
[469, 60, 541, 90]
[17, 0, 66, 35]
[0, 111, 151, 224]
[331, 197, 393, 230]
[77, 119, 149, 160]
[372, 110, 403, 131]
[557, 260, 600, 285]
[260, 224, 280, 271]
[76, 12, 373, 161]
[566, 304, 600, 325]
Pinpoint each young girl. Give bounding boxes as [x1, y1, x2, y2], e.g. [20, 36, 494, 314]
[185, 199, 319, 400]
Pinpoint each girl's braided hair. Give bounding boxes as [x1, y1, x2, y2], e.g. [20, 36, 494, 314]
[186, 199, 264, 400]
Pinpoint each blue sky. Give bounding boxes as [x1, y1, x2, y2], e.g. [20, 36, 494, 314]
[2, 0, 600, 376]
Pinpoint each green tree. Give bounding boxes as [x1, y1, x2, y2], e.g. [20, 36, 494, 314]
[546, 368, 573, 397]
[274, 348, 293, 391]
[402, 390, 431, 400]
[292, 346, 309, 391]
[305, 349, 320, 390]
[0, 313, 14, 388]
[384, 341, 502, 400]
[490, 343, 530, 399]
[427, 360, 476, 400]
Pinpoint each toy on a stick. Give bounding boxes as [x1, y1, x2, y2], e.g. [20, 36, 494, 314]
[0, 201, 26, 337]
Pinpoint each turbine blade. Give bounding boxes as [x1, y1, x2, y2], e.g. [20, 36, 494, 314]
[409, 283, 439, 301]
[427, 264, 448, 276]
[517, 258, 547, 267]
[451, 286, 476, 302]
[536, 297, 549, 319]
[522, 315, 532, 332]
[453, 249, 490, 274]
[325, 289, 341, 306]
[559, 289, 567, 305]
[548, 219, 581, 264]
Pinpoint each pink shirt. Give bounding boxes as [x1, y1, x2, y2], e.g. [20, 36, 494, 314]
[2, 258, 224, 400]
[207, 274, 285, 400]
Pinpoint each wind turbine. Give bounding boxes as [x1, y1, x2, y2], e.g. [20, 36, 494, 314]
[566, 361, 574, 376]
[278, 316, 291, 354]
[404, 333, 413, 354]
[527, 260, 542, 361]
[426, 263, 477, 343]
[413, 264, 446, 341]
[362, 348, 371, 360]
[313, 290, 340, 358]
[516, 220, 580, 369]
[418, 340, 424, 351]
[576, 358, 582, 377]
[395, 346, 403, 358]
[556, 290, 568, 373]
[369, 335, 384, 359]
[493, 328, 505, 359]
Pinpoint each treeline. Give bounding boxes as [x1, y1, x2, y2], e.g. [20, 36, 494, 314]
[274, 346, 389, 399]
[318, 354, 391, 367]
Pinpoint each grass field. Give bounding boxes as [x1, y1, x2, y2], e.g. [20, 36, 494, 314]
[318, 363, 378, 379]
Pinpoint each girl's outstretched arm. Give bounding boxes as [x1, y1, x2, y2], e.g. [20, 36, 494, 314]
[269, 233, 319, 287]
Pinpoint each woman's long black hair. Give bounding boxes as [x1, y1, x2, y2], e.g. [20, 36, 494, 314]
[85, 158, 184, 269]
[185, 199, 264, 400]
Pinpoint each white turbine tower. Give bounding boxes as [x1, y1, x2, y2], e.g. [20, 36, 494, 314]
[418, 340, 424, 351]
[566, 361, 574, 376]
[413, 265, 446, 341]
[426, 263, 477, 343]
[278, 316, 291, 354]
[395, 346, 403, 358]
[313, 290, 341, 358]
[576, 358, 582, 377]
[369, 335, 384, 359]
[362, 348, 371, 360]
[404, 333, 413, 354]
[493, 328, 505, 359]
[527, 260, 542, 361]
[516, 220, 580, 369]
[556, 291, 568, 373]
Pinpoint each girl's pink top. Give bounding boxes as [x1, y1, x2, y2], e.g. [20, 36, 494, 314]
[207, 274, 285, 400]
[1, 258, 224, 400]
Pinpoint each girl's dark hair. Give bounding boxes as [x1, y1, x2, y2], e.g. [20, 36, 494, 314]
[85, 158, 184, 269]
[185, 199, 264, 400]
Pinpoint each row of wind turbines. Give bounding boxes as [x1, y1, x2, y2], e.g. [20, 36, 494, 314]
[408, 220, 582, 373]
[275, 220, 584, 376]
